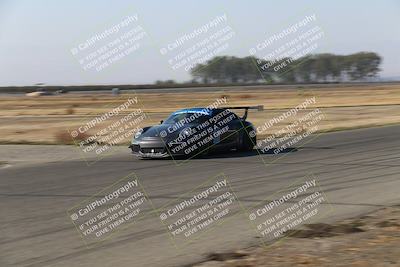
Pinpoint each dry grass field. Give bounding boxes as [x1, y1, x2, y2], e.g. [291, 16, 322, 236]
[1, 84, 400, 144]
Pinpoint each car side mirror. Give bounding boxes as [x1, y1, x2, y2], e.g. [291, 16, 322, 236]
[160, 120, 163, 124]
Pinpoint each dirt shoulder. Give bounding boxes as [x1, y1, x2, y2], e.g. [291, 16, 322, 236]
[1, 84, 400, 144]
[194, 205, 400, 267]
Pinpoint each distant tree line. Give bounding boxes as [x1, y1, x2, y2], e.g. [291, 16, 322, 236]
[1, 52, 384, 94]
[190, 52, 381, 83]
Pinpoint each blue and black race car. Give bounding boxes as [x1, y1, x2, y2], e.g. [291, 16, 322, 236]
[129, 106, 263, 158]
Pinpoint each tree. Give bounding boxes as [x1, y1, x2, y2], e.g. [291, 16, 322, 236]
[189, 52, 382, 84]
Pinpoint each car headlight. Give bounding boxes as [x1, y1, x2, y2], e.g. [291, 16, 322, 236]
[134, 128, 143, 139]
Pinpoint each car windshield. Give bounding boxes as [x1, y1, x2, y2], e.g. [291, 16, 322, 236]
[163, 112, 211, 124]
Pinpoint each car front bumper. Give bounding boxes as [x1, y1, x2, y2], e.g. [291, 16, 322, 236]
[129, 137, 190, 158]
[129, 142, 170, 158]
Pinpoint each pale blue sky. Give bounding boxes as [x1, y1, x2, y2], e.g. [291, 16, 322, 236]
[0, 0, 399, 86]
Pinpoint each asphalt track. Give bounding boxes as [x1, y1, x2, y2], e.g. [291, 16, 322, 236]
[1, 125, 400, 267]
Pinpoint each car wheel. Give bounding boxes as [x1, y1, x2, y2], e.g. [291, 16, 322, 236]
[239, 129, 256, 151]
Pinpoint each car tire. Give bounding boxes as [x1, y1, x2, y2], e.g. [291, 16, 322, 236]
[239, 130, 256, 151]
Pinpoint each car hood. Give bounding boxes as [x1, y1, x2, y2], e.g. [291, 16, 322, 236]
[141, 125, 168, 138]
[139, 124, 196, 139]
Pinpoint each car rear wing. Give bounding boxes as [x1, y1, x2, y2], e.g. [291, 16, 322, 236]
[224, 105, 264, 120]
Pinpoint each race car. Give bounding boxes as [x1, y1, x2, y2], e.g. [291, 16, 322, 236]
[129, 106, 263, 158]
